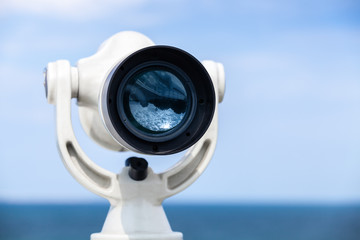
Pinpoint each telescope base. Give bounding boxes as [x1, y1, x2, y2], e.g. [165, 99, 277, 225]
[91, 232, 183, 240]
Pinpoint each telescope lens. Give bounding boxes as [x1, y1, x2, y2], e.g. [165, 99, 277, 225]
[118, 67, 194, 140]
[104, 46, 215, 154]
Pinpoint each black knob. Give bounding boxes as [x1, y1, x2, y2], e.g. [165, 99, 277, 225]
[126, 157, 148, 181]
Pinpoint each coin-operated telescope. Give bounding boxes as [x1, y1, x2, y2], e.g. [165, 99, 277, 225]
[45, 31, 225, 240]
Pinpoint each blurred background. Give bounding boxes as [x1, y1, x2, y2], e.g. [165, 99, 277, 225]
[1, 0, 360, 239]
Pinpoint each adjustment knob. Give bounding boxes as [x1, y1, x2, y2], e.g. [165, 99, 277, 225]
[126, 157, 148, 181]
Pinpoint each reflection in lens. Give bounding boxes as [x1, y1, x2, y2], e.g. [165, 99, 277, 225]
[129, 102, 184, 132]
[123, 69, 188, 133]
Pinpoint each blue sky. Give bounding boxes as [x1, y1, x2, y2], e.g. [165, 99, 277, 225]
[0, 0, 360, 204]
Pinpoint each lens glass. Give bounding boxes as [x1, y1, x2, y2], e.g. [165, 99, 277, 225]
[120, 68, 190, 136]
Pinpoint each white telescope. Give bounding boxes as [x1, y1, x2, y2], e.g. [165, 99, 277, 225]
[45, 31, 225, 240]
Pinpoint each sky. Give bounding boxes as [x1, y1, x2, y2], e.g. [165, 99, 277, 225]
[0, 0, 360, 204]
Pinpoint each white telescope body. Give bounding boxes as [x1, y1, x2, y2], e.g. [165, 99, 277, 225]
[45, 31, 225, 240]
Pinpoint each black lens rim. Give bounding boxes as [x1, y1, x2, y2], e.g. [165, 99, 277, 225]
[106, 46, 216, 155]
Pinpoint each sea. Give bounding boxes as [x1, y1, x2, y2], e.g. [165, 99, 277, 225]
[1, 203, 360, 240]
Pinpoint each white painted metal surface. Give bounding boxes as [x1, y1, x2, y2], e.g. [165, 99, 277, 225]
[45, 31, 225, 240]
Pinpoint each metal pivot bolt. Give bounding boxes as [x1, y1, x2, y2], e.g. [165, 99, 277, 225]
[126, 157, 149, 181]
